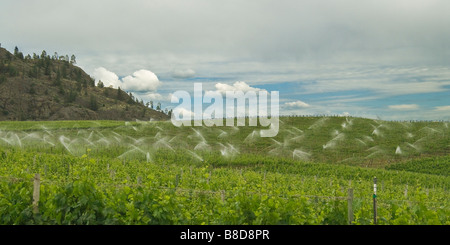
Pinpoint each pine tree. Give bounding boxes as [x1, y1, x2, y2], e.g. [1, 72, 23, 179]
[70, 54, 76, 64]
[117, 87, 123, 100]
[13, 46, 24, 60]
[54, 69, 62, 86]
[44, 58, 51, 76]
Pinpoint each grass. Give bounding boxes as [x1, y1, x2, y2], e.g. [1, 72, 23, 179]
[0, 116, 448, 224]
[0, 116, 448, 167]
[0, 120, 132, 131]
[386, 155, 450, 176]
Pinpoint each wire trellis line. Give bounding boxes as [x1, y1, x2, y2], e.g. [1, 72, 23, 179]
[0, 174, 447, 205]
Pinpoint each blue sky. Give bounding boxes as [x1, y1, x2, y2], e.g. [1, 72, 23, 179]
[1, 0, 449, 120]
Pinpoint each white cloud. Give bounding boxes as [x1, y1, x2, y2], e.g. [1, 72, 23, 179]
[434, 105, 450, 111]
[93, 67, 161, 92]
[122, 70, 161, 92]
[388, 104, 419, 110]
[215, 81, 265, 94]
[142, 92, 164, 101]
[173, 107, 195, 118]
[172, 69, 196, 79]
[285, 100, 310, 108]
[93, 67, 121, 88]
[140, 92, 173, 102]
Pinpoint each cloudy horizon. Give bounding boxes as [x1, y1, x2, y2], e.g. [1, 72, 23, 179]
[1, 0, 449, 120]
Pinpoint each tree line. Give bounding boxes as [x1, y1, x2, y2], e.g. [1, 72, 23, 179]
[13, 46, 76, 64]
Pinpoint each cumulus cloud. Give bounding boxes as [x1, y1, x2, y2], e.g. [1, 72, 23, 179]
[93, 67, 121, 88]
[388, 104, 419, 110]
[93, 67, 161, 92]
[172, 69, 196, 79]
[122, 70, 161, 92]
[172, 107, 196, 119]
[141, 92, 165, 101]
[140, 92, 173, 102]
[434, 105, 450, 111]
[285, 100, 310, 108]
[215, 81, 265, 94]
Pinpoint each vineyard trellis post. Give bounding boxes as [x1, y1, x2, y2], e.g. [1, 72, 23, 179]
[373, 177, 377, 225]
[32, 173, 40, 214]
[347, 188, 354, 225]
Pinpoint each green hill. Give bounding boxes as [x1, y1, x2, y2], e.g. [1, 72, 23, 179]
[0, 47, 169, 121]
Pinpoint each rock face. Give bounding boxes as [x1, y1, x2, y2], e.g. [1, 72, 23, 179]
[0, 47, 169, 121]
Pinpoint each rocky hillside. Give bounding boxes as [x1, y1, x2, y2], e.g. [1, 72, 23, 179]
[0, 47, 169, 121]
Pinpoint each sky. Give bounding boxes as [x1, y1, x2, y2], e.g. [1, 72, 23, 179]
[1, 0, 449, 120]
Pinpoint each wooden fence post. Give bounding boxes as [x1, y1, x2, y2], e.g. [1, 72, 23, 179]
[33, 174, 40, 214]
[347, 188, 354, 225]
